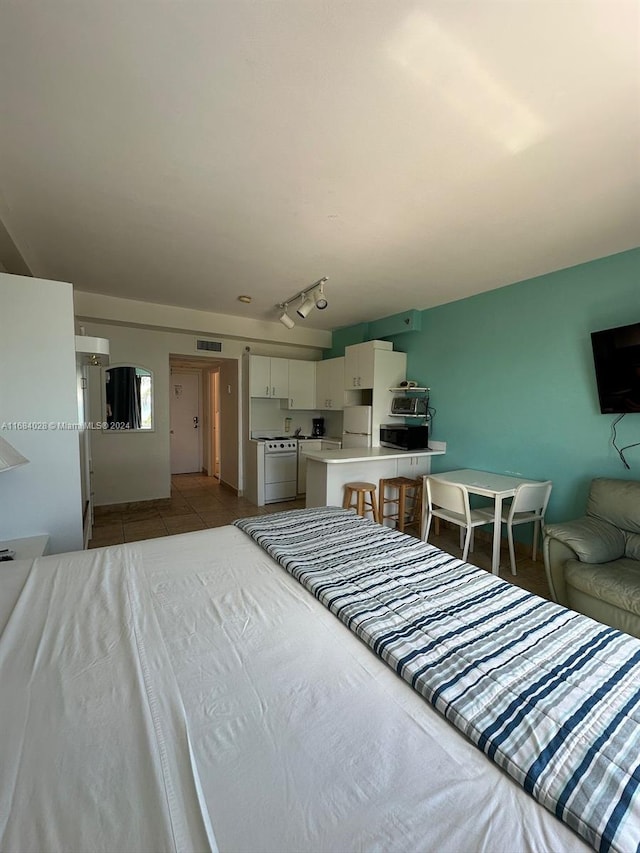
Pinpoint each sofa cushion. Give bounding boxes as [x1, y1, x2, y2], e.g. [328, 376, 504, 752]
[565, 558, 640, 617]
[544, 516, 625, 564]
[587, 477, 640, 534]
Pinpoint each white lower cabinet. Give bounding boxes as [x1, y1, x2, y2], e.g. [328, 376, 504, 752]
[396, 456, 426, 478]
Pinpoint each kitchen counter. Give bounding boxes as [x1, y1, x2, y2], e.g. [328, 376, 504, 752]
[303, 444, 445, 464]
[305, 440, 446, 512]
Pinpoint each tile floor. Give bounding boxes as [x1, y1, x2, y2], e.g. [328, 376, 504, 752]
[90, 473, 551, 600]
[89, 473, 305, 548]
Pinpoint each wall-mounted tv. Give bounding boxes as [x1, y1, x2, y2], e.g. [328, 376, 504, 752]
[591, 321, 640, 413]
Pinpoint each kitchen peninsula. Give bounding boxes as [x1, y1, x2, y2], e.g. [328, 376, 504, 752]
[304, 441, 446, 510]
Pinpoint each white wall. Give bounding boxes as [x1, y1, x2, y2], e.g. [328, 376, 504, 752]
[75, 290, 332, 350]
[83, 320, 324, 505]
[0, 273, 83, 553]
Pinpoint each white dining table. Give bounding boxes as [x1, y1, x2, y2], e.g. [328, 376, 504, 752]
[428, 468, 543, 575]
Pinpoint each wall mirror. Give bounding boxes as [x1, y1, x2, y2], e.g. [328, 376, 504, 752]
[104, 365, 153, 430]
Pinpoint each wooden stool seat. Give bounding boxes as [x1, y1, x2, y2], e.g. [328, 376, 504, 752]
[343, 482, 380, 523]
[379, 476, 422, 532]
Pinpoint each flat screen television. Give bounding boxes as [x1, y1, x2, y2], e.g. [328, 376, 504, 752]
[591, 321, 640, 413]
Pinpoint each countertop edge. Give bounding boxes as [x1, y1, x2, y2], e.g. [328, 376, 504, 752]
[304, 447, 446, 464]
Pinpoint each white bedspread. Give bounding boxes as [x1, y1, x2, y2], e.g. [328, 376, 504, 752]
[0, 526, 588, 853]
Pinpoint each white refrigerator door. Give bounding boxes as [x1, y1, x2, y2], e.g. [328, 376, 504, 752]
[342, 406, 372, 435]
[341, 432, 371, 449]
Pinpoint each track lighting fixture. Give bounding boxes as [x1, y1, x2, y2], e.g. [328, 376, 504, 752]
[313, 282, 328, 310]
[296, 294, 316, 318]
[279, 305, 295, 329]
[276, 276, 329, 328]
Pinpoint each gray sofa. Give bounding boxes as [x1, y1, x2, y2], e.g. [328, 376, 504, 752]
[543, 478, 640, 638]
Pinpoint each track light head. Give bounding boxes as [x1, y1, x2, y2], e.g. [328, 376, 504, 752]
[314, 282, 328, 310]
[279, 305, 295, 329]
[296, 294, 315, 318]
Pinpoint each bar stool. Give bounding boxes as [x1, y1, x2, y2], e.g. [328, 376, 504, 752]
[379, 476, 422, 532]
[343, 482, 380, 522]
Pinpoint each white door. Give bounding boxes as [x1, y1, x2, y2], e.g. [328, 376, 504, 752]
[170, 372, 201, 474]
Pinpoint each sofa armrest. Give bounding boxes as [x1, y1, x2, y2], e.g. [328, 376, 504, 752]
[543, 516, 626, 607]
[544, 516, 626, 564]
[543, 536, 576, 606]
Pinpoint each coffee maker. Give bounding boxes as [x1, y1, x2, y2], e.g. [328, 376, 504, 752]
[312, 417, 325, 437]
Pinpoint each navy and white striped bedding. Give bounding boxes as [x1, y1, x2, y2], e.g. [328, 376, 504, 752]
[235, 506, 640, 853]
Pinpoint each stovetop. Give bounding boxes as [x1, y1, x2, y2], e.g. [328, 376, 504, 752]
[262, 438, 297, 452]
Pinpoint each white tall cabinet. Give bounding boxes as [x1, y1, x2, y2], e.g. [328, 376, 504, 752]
[342, 341, 406, 446]
[0, 273, 84, 554]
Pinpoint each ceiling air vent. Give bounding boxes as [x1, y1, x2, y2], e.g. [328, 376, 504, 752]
[196, 339, 222, 352]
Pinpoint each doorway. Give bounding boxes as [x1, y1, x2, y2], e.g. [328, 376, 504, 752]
[170, 371, 202, 474]
[168, 355, 239, 490]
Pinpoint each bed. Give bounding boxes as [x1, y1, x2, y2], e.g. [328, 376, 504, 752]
[1, 506, 638, 853]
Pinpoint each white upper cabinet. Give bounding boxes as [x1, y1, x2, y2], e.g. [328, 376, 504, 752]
[270, 358, 289, 398]
[248, 355, 270, 398]
[248, 355, 289, 398]
[344, 340, 393, 389]
[316, 357, 344, 410]
[286, 360, 316, 409]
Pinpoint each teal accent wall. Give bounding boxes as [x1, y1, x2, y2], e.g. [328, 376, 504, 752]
[326, 311, 422, 358]
[369, 309, 422, 338]
[338, 247, 640, 525]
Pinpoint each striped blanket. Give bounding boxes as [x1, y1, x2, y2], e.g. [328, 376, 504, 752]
[235, 506, 640, 853]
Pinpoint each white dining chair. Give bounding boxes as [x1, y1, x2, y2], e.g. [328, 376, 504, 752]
[421, 476, 494, 562]
[477, 480, 552, 575]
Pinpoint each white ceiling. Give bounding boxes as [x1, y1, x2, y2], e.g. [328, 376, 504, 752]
[1, 1, 639, 331]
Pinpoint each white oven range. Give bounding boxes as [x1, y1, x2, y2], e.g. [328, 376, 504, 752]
[260, 438, 298, 503]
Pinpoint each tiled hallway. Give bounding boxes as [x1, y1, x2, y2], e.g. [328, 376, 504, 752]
[89, 474, 304, 548]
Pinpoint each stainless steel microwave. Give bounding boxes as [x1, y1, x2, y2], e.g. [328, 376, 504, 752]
[390, 396, 428, 417]
[380, 424, 429, 451]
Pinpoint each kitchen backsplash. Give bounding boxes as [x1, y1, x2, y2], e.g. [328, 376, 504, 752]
[249, 398, 343, 438]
